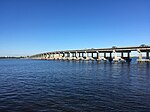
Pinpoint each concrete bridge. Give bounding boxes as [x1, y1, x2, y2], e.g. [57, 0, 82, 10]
[30, 46, 150, 62]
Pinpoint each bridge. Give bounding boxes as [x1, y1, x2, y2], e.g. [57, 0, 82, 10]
[30, 46, 150, 62]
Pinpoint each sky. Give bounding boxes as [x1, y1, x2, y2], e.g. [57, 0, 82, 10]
[0, 0, 150, 56]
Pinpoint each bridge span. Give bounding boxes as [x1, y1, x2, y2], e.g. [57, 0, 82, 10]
[30, 46, 150, 62]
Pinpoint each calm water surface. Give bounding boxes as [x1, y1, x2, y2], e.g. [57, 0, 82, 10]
[0, 59, 150, 112]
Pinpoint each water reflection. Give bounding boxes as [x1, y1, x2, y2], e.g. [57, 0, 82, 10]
[0, 59, 150, 112]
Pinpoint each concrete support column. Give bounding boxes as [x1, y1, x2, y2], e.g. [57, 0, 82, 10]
[42, 54, 43, 59]
[69, 52, 71, 57]
[53, 53, 56, 59]
[62, 52, 66, 60]
[79, 53, 81, 57]
[139, 53, 142, 60]
[121, 52, 124, 58]
[113, 50, 118, 62]
[49, 53, 51, 59]
[80, 52, 84, 60]
[76, 51, 78, 58]
[128, 52, 130, 59]
[52, 53, 55, 59]
[91, 53, 94, 60]
[68, 52, 72, 60]
[67, 53, 69, 57]
[96, 51, 101, 60]
[42, 54, 45, 59]
[45, 53, 47, 59]
[82, 53, 84, 57]
[137, 49, 142, 60]
[85, 51, 87, 57]
[76, 51, 79, 60]
[104, 52, 106, 58]
[58, 53, 61, 59]
[54, 53, 56, 59]
[45, 54, 46, 59]
[114, 50, 117, 59]
[63, 52, 65, 57]
[85, 51, 89, 61]
[48, 53, 50, 59]
[46, 53, 49, 59]
[91, 53, 94, 58]
[72, 53, 75, 60]
[146, 51, 149, 59]
[74, 52, 78, 58]
[74, 53, 75, 57]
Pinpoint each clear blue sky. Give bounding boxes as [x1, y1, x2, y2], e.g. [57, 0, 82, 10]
[0, 0, 150, 56]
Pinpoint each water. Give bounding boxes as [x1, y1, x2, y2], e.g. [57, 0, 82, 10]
[0, 59, 150, 112]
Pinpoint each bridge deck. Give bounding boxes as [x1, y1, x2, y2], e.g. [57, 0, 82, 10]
[41, 46, 150, 54]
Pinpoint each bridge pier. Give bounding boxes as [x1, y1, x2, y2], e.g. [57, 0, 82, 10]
[85, 51, 89, 61]
[121, 52, 124, 58]
[120, 52, 125, 62]
[53, 53, 56, 60]
[137, 49, 150, 62]
[96, 51, 101, 61]
[90, 53, 95, 61]
[52, 53, 54, 60]
[146, 51, 149, 59]
[47, 53, 50, 60]
[104, 52, 106, 59]
[56, 53, 59, 60]
[91, 53, 93, 58]
[66, 52, 68, 60]
[75, 51, 80, 61]
[113, 50, 118, 62]
[82, 53, 84, 59]
[113, 50, 124, 62]
[137, 49, 142, 62]
[103, 52, 107, 61]
[96, 51, 107, 61]
[67, 52, 71, 60]
[45, 53, 47, 59]
[72, 52, 76, 60]
[46, 53, 49, 59]
[48, 53, 51, 59]
[52, 53, 55, 60]
[57, 53, 61, 60]
[62, 52, 67, 60]
[43, 54, 46, 60]
[79, 52, 84, 60]
[79, 52, 81, 57]
[41, 54, 43, 59]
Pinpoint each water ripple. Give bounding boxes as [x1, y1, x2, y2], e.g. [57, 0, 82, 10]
[0, 59, 150, 112]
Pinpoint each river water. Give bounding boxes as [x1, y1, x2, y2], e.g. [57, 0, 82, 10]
[0, 59, 150, 112]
